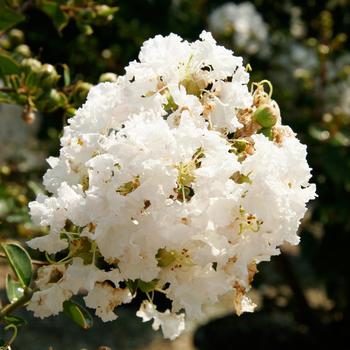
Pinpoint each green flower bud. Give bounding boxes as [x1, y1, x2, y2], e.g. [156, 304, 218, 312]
[98, 72, 118, 83]
[95, 5, 118, 21]
[22, 58, 43, 88]
[79, 24, 93, 36]
[66, 107, 76, 117]
[253, 105, 277, 128]
[8, 29, 24, 45]
[0, 37, 11, 49]
[36, 89, 66, 113]
[21, 58, 42, 73]
[232, 139, 248, 154]
[95, 5, 112, 16]
[40, 64, 60, 87]
[14, 44, 31, 58]
[72, 81, 92, 106]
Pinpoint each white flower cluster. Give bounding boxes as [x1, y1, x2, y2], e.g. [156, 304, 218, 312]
[208, 2, 269, 56]
[27, 31, 316, 340]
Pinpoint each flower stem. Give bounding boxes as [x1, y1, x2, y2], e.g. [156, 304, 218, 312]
[0, 287, 33, 321]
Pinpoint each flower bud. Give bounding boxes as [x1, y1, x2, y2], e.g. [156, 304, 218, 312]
[72, 81, 92, 105]
[36, 89, 65, 113]
[0, 37, 11, 49]
[40, 64, 60, 87]
[95, 5, 112, 17]
[22, 58, 42, 88]
[232, 139, 248, 153]
[99, 72, 118, 83]
[14, 44, 31, 58]
[8, 29, 24, 45]
[253, 105, 277, 128]
[21, 58, 42, 73]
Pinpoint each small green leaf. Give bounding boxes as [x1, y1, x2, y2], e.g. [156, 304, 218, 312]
[125, 279, 139, 295]
[4, 315, 27, 327]
[40, 0, 69, 32]
[0, 50, 20, 75]
[6, 274, 24, 303]
[0, 4, 25, 31]
[63, 300, 93, 330]
[1, 243, 33, 287]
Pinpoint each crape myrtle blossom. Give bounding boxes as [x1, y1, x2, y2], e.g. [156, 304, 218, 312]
[27, 31, 316, 340]
[208, 2, 269, 56]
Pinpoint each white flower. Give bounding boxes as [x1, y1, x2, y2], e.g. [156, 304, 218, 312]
[84, 283, 132, 322]
[27, 284, 71, 318]
[27, 232, 68, 254]
[27, 31, 316, 340]
[137, 301, 185, 340]
[208, 2, 269, 56]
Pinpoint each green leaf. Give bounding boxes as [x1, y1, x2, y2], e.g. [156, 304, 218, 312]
[4, 315, 27, 327]
[0, 3, 25, 31]
[0, 50, 20, 75]
[40, 1, 69, 32]
[125, 279, 138, 295]
[6, 274, 24, 303]
[0, 91, 17, 104]
[63, 300, 93, 330]
[1, 243, 33, 287]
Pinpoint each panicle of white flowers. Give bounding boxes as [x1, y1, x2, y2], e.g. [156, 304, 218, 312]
[27, 31, 316, 340]
[208, 2, 269, 56]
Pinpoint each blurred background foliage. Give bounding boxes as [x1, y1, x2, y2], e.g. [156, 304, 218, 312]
[0, 0, 350, 349]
